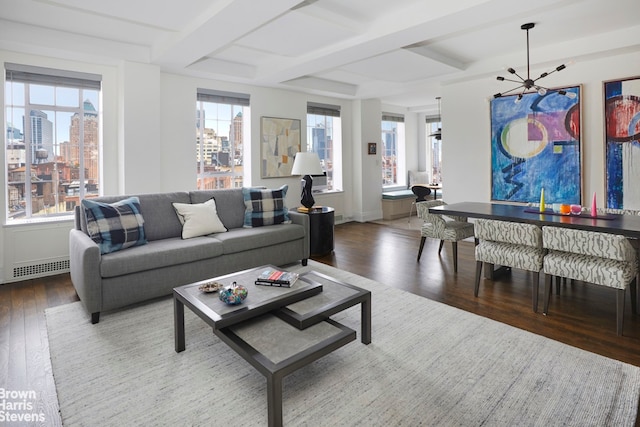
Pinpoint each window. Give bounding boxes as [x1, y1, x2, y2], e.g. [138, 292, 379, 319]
[306, 102, 342, 192]
[5, 63, 101, 222]
[196, 89, 250, 190]
[426, 117, 442, 184]
[381, 114, 405, 186]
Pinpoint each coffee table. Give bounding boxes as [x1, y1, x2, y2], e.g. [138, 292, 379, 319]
[173, 265, 323, 352]
[173, 265, 372, 427]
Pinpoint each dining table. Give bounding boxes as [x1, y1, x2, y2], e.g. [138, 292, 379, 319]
[429, 201, 640, 238]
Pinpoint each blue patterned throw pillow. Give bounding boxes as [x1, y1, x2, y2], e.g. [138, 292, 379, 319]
[82, 197, 147, 254]
[242, 185, 291, 228]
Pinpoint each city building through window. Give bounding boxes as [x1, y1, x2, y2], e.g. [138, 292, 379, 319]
[306, 102, 342, 192]
[5, 63, 101, 222]
[381, 114, 405, 187]
[426, 117, 442, 184]
[196, 89, 250, 190]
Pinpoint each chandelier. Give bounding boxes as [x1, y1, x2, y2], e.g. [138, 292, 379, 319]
[494, 23, 575, 102]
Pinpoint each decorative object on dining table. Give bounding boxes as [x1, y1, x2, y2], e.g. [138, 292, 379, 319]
[570, 204, 582, 215]
[523, 207, 616, 220]
[218, 282, 248, 305]
[539, 188, 545, 212]
[553, 203, 571, 215]
[591, 192, 597, 217]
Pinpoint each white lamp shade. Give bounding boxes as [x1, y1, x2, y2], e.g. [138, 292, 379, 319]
[291, 152, 323, 176]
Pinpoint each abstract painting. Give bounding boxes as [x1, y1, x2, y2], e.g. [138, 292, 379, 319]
[490, 86, 582, 204]
[261, 117, 301, 178]
[604, 76, 640, 209]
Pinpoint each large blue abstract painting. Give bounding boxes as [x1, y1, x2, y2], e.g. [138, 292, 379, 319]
[490, 87, 581, 204]
[604, 76, 640, 209]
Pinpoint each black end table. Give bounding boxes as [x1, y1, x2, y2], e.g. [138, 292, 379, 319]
[301, 206, 334, 256]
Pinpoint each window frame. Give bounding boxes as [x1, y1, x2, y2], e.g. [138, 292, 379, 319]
[381, 113, 405, 188]
[4, 63, 102, 223]
[306, 102, 342, 193]
[195, 89, 250, 190]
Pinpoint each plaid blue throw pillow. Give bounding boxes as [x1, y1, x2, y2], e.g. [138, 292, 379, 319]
[242, 185, 291, 228]
[82, 197, 147, 254]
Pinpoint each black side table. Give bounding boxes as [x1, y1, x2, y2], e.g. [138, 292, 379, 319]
[303, 207, 334, 256]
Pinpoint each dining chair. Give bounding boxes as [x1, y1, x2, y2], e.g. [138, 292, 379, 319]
[474, 219, 545, 312]
[542, 226, 638, 335]
[415, 200, 475, 272]
[408, 185, 432, 222]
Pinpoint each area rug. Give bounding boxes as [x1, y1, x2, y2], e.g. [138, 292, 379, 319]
[46, 261, 640, 426]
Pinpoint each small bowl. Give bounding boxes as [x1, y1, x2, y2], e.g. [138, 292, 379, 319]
[198, 281, 224, 293]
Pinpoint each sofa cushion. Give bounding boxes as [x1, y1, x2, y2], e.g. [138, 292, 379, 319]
[100, 237, 224, 278]
[190, 189, 246, 230]
[212, 224, 305, 255]
[82, 192, 190, 241]
[242, 185, 291, 228]
[82, 197, 147, 254]
[172, 199, 227, 239]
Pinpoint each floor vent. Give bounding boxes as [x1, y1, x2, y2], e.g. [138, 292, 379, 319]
[334, 214, 343, 223]
[13, 259, 70, 279]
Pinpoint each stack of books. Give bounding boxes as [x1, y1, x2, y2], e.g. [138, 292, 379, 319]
[255, 268, 299, 288]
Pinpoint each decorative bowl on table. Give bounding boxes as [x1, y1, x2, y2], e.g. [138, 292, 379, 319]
[198, 281, 224, 293]
[219, 282, 248, 305]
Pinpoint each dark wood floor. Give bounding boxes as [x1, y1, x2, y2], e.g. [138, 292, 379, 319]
[3, 221, 640, 426]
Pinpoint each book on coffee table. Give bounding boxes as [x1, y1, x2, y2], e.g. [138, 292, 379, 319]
[255, 268, 299, 287]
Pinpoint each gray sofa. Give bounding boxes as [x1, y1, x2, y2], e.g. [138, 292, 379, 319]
[69, 188, 309, 323]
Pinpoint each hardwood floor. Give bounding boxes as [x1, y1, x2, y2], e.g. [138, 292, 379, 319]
[3, 221, 640, 426]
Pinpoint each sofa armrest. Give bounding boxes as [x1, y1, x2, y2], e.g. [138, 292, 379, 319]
[69, 229, 103, 317]
[289, 210, 310, 259]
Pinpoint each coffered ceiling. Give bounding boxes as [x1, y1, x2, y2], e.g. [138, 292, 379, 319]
[1, 0, 639, 111]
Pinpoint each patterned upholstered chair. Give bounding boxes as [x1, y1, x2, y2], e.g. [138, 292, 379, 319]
[474, 219, 546, 312]
[542, 226, 637, 335]
[416, 200, 475, 272]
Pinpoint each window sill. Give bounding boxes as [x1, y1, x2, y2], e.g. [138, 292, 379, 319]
[5, 215, 74, 227]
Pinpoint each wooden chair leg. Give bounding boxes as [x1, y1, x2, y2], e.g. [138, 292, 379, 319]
[417, 236, 426, 261]
[452, 241, 458, 272]
[474, 261, 483, 297]
[532, 271, 539, 313]
[631, 279, 637, 315]
[616, 288, 625, 336]
[543, 274, 552, 315]
[438, 240, 444, 254]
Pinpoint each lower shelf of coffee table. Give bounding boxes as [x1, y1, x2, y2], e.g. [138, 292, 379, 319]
[214, 313, 355, 427]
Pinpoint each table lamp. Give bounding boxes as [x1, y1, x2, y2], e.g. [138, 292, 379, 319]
[291, 152, 324, 209]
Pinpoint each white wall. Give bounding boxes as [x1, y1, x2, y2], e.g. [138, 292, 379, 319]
[441, 50, 640, 206]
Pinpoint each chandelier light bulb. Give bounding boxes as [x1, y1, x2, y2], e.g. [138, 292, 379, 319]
[537, 87, 547, 96]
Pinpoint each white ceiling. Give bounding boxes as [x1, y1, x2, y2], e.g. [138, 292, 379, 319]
[1, 0, 639, 111]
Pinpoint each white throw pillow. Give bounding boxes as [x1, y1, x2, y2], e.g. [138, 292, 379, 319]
[172, 199, 227, 239]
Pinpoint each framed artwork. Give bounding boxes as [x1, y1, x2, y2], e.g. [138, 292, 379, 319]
[368, 142, 377, 155]
[490, 86, 582, 204]
[261, 116, 301, 178]
[604, 76, 640, 209]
